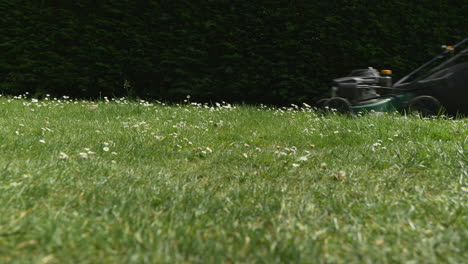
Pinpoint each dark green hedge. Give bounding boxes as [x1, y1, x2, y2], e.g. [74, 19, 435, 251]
[1, 0, 466, 104]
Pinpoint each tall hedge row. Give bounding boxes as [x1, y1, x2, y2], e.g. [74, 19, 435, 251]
[1, 0, 466, 104]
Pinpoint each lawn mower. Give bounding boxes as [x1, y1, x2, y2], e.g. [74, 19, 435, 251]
[316, 37, 468, 116]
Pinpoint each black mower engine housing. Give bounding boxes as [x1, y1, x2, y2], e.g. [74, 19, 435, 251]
[331, 67, 392, 102]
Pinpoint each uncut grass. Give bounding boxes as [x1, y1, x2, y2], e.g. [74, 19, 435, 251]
[0, 97, 467, 263]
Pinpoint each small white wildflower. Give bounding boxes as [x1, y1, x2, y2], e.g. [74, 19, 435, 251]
[335, 170, 347, 181]
[39, 139, 46, 144]
[320, 162, 327, 169]
[242, 153, 248, 158]
[206, 147, 213, 153]
[88, 105, 98, 111]
[111, 152, 117, 155]
[103, 147, 109, 152]
[79, 152, 88, 158]
[10, 182, 21, 187]
[59, 152, 69, 159]
[292, 163, 300, 168]
[22, 174, 32, 178]
[255, 147, 262, 151]
[297, 156, 308, 162]
[334, 131, 339, 134]
[111, 160, 116, 164]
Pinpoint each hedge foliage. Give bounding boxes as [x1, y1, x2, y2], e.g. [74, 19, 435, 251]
[1, 1, 466, 104]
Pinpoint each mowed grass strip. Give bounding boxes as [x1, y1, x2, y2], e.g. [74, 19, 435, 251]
[0, 97, 467, 263]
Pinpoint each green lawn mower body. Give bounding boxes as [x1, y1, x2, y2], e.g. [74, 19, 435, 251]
[317, 37, 468, 116]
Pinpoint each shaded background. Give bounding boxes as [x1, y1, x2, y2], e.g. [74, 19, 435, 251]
[1, 0, 466, 105]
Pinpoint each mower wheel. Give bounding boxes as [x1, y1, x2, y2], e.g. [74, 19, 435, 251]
[315, 98, 329, 110]
[325, 97, 352, 114]
[408, 95, 443, 116]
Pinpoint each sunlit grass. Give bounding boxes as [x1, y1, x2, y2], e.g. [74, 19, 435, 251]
[0, 95, 467, 263]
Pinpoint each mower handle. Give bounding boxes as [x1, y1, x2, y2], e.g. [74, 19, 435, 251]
[394, 37, 468, 87]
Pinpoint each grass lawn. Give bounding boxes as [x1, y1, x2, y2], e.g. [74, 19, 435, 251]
[0, 96, 467, 263]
